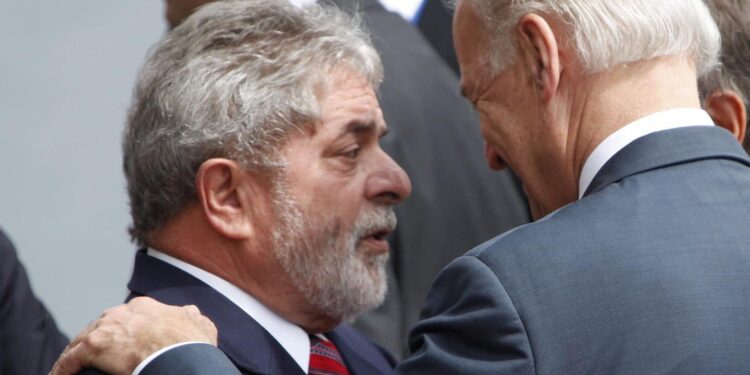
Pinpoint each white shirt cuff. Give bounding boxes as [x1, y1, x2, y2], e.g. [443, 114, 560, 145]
[131, 341, 206, 375]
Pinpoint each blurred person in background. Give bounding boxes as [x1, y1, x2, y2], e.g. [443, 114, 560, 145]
[0, 230, 67, 375]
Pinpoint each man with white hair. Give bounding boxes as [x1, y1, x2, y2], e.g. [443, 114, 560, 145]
[53, 0, 750, 374]
[397, 0, 750, 373]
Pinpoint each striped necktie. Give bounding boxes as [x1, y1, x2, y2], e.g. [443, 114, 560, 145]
[309, 335, 350, 375]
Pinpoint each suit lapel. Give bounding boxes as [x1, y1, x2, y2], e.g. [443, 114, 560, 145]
[127, 250, 305, 375]
[583, 126, 750, 198]
[328, 325, 396, 375]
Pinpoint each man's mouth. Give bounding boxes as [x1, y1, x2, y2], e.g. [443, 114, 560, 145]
[360, 228, 393, 254]
[368, 229, 390, 241]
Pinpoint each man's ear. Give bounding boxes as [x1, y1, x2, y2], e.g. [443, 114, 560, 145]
[516, 13, 561, 102]
[195, 158, 258, 240]
[704, 90, 747, 144]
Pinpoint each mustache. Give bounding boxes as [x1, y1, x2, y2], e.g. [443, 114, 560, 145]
[352, 207, 397, 239]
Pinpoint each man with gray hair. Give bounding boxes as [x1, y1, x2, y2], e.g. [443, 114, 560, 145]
[53, 0, 750, 374]
[55, 0, 410, 374]
[700, 0, 750, 152]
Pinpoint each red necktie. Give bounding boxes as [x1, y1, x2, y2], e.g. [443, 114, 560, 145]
[309, 335, 350, 375]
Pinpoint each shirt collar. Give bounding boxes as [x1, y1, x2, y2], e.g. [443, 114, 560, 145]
[578, 108, 714, 199]
[146, 248, 311, 373]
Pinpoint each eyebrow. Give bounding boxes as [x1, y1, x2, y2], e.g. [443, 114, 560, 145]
[343, 120, 389, 138]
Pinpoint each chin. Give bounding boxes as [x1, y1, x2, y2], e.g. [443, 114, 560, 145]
[303, 250, 389, 325]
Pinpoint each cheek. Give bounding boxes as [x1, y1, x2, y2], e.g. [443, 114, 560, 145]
[478, 107, 508, 145]
[297, 171, 360, 215]
[283, 145, 368, 223]
[318, 180, 368, 233]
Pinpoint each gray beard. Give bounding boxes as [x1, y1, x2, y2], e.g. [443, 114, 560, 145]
[270, 178, 395, 322]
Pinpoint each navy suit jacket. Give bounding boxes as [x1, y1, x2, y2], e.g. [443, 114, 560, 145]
[0, 229, 68, 375]
[398, 126, 750, 374]
[128, 250, 396, 375]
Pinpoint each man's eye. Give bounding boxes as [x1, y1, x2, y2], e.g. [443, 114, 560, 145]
[342, 147, 360, 159]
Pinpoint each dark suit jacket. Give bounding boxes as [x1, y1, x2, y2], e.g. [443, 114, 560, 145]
[415, 0, 459, 75]
[398, 126, 750, 374]
[327, 0, 530, 357]
[0, 229, 68, 375]
[128, 250, 396, 375]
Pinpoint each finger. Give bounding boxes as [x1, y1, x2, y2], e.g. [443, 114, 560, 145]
[202, 319, 219, 345]
[183, 304, 201, 317]
[50, 343, 89, 375]
[65, 319, 100, 353]
[196, 314, 219, 345]
[129, 296, 159, 309]
[100, 304, 119, 318]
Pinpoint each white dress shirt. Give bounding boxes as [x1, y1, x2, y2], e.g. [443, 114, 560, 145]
[578, 108, 715, 199]
[132, 249, 311, 374]
[378, 0, 425, 22]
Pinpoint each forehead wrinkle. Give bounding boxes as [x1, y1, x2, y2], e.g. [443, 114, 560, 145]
[316, 69, 383, 140]
[327, 90, 380, 120]
[328, 106, 390, 142]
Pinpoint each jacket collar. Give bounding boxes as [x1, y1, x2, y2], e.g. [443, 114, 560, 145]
[127, 250, 394, 375]
[127, 250, 304, 375]
[583, 126, 750, 198]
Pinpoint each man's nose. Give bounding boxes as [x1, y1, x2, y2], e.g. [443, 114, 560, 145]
[484, 141, 507, 171]
[366, 151, 412, 206]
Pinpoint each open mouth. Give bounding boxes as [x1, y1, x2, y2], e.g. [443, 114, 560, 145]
[360, 227, 394, 253]
[368, 229, 389, 241]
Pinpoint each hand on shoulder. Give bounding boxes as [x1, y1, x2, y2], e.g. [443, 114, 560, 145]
[50, 297, 217, 375]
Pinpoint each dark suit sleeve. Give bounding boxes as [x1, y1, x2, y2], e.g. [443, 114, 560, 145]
[139, 343, 241, 375]
[396, 256, 535, 375]
[0, 230, 68, 375]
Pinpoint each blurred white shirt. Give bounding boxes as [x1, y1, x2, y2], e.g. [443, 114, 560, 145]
[290, 0, 425, 22]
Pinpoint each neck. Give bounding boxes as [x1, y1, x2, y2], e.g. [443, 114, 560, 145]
[149, 208, 340, 333]
[525, 56, 701, 219]
[567, 56, 701, 196]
